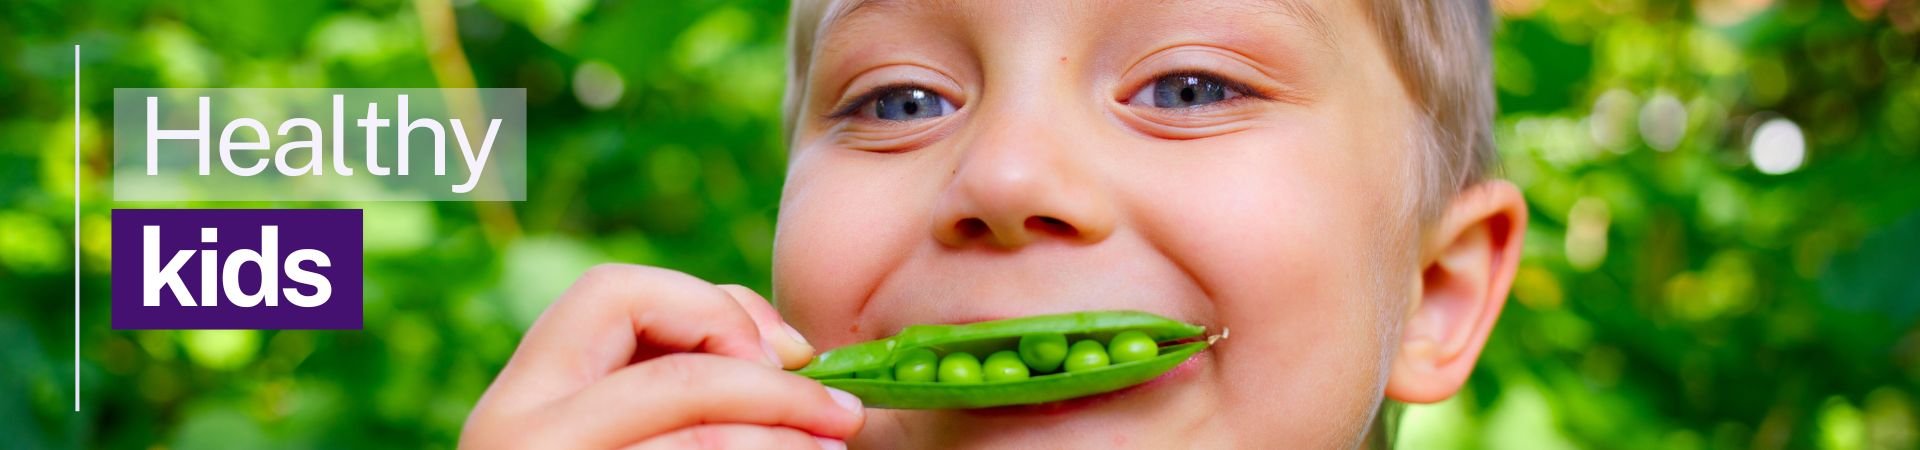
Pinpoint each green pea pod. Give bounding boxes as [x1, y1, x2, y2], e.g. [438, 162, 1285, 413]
[792, 310, 1209, 409]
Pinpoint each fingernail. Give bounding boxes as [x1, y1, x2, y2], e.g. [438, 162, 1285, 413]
[782, 322, 811, 346]
[826, 387, 864, 416]
[814, 437, 848, 450]
[762, 341, 782, 368]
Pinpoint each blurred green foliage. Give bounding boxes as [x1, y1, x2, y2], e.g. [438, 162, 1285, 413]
[0, 0, 1916, 448]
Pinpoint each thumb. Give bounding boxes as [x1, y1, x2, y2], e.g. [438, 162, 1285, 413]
[718, 284, 817, 369]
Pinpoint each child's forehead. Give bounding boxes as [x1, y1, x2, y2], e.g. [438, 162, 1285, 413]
[804, 0, 1341, 45]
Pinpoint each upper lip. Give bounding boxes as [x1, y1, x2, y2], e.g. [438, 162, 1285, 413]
[859, 240, 1214, 339]
[933, 308, 1191, 325]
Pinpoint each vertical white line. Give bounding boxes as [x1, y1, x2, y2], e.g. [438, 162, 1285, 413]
[73, 44, 82, 413]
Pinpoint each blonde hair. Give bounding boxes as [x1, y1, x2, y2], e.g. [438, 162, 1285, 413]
[1358, 3, 1495, 443]
[1367, 0, 1498, 221]
[780, 1, 820, 142]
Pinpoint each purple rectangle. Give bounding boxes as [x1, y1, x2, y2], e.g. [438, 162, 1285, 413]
[112, 209, 363, 330]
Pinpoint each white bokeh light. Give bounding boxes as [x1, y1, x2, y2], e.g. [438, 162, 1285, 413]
[572, 60, 625, 111]
[1639, 92, 1688, 152]
[1589, 89, 1638, 152]
[1749, 117, 1806, 175]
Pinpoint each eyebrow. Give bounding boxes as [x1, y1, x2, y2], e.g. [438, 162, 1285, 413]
[815, 0, 902, 38]
[819, 0, 1339, 51]
[1259, 0, 1337, 51]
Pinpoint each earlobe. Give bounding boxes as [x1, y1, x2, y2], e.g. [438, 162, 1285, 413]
[1385, 181, 1528, 404]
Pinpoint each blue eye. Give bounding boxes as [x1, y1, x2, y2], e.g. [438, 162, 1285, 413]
[1130, 74, 1243, 109]
[871, 87, 954, 121]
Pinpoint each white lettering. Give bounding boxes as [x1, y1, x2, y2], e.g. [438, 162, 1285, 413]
[142, 225, 195, 307]
[450, 118, 501, 194]
[146, 96, 211, 176]
[399, 95, 439, 176]
[219, 118, 271, 176]
[284, 249, 332, 307]
[359, 102, 391, 176]
[137, 92, 515, 195]
[275, 118, 323, 176]
[221, 226, 281, 307]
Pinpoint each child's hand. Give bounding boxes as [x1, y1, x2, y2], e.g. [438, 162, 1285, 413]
[461, 264, 863, 449]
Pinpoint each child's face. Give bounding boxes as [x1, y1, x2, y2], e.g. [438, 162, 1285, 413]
[774, 0, 1464, 447]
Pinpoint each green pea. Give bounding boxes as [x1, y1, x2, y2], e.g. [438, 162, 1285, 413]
[1108, 330, 1159, 364]
[893, 348, 939, 382]
[792, 310, 1211, 409]
[937, 352, 983, 384]
[982, 350, 1031, 382]
[1018, 332, 1069, 373]
[1064, 339, 1111, 373]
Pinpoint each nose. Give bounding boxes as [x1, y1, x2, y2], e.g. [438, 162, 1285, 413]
[931, 113, 1117, 249]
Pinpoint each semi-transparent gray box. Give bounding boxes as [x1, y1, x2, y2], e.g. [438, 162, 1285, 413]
[114, 88, 525, 201]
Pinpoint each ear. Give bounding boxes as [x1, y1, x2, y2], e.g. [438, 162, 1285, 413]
[1385, 180, 1527, 403]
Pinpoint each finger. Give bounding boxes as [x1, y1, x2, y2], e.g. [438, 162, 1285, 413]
[488, 264, 776, 410]
[624, 424, 845, 450]
[717, 284, 815, 369]
[550, 353, 864, 446]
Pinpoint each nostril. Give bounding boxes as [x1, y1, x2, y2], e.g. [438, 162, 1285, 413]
[954, 218, 990, 239]
[1026, 216, 1078, 237]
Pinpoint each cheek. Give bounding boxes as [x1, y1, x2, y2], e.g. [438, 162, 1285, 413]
[1115, 115, 1414, 440]
[772, 149, 939, 346]
[1120, 113, 1412, 312]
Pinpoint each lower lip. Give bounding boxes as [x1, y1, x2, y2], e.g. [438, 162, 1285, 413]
[960, 349, 1210, 417]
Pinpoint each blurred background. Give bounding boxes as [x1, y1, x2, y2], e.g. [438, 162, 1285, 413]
[1, 0, 1916, 448]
